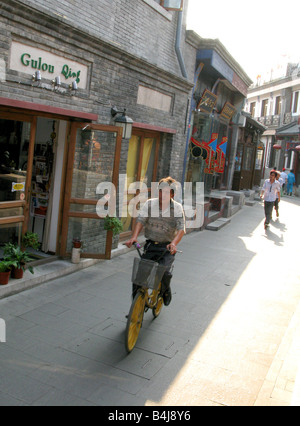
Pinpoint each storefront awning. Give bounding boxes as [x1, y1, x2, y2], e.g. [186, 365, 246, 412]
[0, 97, 98, 121]
[276, 120, 300, 136]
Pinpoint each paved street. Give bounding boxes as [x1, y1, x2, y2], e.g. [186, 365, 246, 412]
[0, 196, 300, 406]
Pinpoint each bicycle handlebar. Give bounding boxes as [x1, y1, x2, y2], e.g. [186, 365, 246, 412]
[123, 242, 182, 255]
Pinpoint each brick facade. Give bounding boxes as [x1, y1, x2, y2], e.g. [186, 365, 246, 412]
[0, 0, 196, 254]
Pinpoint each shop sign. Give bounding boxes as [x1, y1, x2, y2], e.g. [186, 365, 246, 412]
[196, 89, 218, 114]
[286, 141, 300, 150]
[214, 137, 228, 173]
[11, 182, 25, 192]
[10, 41, 88, 88]
[190, 133, 218, 174]
[220, 102, 236, 121]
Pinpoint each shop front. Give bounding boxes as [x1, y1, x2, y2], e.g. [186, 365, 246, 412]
[0, 100, 124, 260]
[276, 121, 300, 185]
[1, 0, 194, 262]
[232, 112, 266, 191]
[184, 35, 253, 196]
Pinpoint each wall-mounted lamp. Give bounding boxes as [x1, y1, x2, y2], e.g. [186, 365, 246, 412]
[52, 76, 61, 89]
[32, 71, 41, 85]
[111, 106, 133, 139]
[69, 80, 78, 95]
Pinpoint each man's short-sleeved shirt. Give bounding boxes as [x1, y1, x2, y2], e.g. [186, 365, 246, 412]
[137, 198, 186, 243]
[262, 179, 281, 202]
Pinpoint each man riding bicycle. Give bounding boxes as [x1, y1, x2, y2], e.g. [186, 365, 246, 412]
[125, 176, 185, 306]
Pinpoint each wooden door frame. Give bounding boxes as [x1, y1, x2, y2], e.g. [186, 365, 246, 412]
[0, 110, 37, 239]
[60, 121, 123, 259]
[120, 129, 161, 240]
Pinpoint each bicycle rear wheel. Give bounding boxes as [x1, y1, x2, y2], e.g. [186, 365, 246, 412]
[125, 291, 145, 353]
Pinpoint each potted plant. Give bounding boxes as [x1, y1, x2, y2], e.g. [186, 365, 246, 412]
[3, 244, 34, 279]
[22, 232, 40, 250]
[72, 238, 82, 249]
[104, 215, 123, 236]
[0, 259, 16, 285]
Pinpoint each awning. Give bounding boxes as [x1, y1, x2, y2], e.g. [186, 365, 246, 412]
[276, 120, 300, 136]
[263, 129, 276, 136]
[0, 97, 98, 121]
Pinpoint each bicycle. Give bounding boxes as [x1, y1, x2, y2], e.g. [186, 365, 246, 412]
[125, 242, 168, 353]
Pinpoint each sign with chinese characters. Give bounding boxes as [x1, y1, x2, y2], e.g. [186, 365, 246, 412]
[220, 102, 236, 121]
[197, 89, 218, 114]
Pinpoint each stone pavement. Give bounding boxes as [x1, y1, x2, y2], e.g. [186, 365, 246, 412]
[0, 196, 299, 406]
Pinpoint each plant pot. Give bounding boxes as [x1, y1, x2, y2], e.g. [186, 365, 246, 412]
[73, 239, 82, 249]
[11, 267, 24, 279]
[0, 271, 11, 285]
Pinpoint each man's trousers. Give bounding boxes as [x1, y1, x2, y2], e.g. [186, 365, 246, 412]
[264, 201, 274, 224]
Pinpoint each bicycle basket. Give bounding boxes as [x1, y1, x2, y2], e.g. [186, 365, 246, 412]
[132, 257, 167, 290]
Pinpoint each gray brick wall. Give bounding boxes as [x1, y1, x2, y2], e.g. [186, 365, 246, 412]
[1, 0, 195, 182]
[12, 0, 185, 77]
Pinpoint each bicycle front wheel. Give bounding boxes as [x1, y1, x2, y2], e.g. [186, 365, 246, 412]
[152, 295, 163, 318]
[125, 291, 145, 353]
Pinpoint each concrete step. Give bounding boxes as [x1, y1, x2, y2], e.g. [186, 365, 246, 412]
[245, 200, 256, 207]
[231, 204, 240, 216]
[0, 257, 101, 300]
[206, 217, 231, 231]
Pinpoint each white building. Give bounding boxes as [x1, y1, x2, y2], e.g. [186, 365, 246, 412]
[244, 63, 300, 180]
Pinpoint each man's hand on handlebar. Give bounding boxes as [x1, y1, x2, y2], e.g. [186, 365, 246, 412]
[124, 238, 138, 248]
[167, 242, 177, 255]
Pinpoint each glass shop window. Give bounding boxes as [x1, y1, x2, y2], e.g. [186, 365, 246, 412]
[0, 119, 30, 202]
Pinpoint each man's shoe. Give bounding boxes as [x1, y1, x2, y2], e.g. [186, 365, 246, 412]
[163, 289, 172, 306]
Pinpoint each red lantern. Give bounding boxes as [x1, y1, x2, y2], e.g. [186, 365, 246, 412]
[273, 144, 282, 150]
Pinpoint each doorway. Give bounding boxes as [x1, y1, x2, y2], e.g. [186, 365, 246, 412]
[121, 130, 160, 237]
[27, 117, 67, 256]
[0, 113, 67, 259]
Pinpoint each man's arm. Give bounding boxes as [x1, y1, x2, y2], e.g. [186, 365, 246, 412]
[260, 181, 267, 199]
[124, 222, 144, 248]
[167, 229, 185, 255]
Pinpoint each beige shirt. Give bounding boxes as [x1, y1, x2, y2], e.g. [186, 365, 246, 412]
[137, 198, 186, 243]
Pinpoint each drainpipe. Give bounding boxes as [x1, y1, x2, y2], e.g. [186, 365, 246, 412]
[175, 11, 187, 79]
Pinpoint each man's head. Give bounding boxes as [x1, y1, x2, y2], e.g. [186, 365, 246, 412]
[270, 170, 277, 181]
[158, 177, 177, 205]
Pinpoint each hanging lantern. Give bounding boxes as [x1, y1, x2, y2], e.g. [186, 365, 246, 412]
[273, 144, 282, 150]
